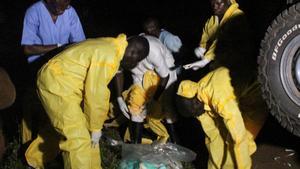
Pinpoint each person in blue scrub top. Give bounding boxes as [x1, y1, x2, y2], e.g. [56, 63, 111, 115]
[20, 0, 86, 146]
[21, 0, 85, 63]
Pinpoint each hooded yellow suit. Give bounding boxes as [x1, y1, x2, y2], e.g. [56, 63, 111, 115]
[199, 2, 243, 61]
[177, 67, 264, 169]
[25, 34, 128, 169]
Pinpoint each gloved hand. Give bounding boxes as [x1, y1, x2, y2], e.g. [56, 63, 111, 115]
[183, 59, 210, 71]
[91, 131, 102, 148]
[117, 97, 130, 119]
[131, 109, 146, 123]
[194, 47, 206, 59]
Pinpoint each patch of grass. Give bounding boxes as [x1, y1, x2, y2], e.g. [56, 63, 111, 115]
[0, 139, 27, 169]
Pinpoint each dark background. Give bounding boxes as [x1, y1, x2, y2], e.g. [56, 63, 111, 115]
[0, 0, 293, 154]
[0, 0, 290, 93]
[0, 0, 299, 168]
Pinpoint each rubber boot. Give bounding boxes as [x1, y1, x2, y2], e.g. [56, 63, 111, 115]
[165, 123, 180, 144]
[130, 122, 143, 144]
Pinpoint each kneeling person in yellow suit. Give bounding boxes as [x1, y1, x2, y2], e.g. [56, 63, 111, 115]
[175, 67, 265, 169]
[25, 34, 149, 169]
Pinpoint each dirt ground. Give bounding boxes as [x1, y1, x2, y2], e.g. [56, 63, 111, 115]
[252, 117, 300, 169]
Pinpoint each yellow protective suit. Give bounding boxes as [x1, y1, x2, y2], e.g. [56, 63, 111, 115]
[25, 34, 128, 169]
[199, 2, 243, 61]
[122, 71, 170, 143]
[177, 67, 258, 169]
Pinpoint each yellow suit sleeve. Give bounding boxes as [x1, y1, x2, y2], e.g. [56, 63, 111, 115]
[200, 17, 217, 61]
[84, 60, 115, 132]
[199, 21, 210, 49]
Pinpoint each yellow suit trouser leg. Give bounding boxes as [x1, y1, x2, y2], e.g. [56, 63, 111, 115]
[25, 132, 60, 169]
[37, 90, 101, 169]
[147, 117, 169, 143]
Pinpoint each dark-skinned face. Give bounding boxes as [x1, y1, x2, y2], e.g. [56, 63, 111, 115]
[175, 95, 205, 118]
[45, 0, 71, 16]
[121, 46, 141, 70]
[144, 21, 160, 38]
[121, 44, 148, 70]
[210, 0, 230, 17]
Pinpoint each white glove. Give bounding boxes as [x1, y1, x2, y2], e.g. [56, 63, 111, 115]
[57, 43, 62, 47]
[183, 59, 211, 71]
[131, 109, 147, 123]
[117, 97, 130, 119]
[91, 131, 102, 148]
[194, 47, 206, 59]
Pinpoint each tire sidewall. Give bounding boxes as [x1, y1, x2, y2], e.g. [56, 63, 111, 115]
[265, 19, 300, 125]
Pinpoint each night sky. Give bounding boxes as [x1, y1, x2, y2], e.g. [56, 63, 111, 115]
[0, 0, 288, 46]
[0, 0, 290, 88]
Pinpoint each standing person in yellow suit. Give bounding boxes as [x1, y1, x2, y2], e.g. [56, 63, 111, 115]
[25, 34, 150, 169]
[175, 10, 268, 166]
[184, 0, 245, 70]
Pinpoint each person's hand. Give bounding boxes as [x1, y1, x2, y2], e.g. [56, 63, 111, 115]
[91, 131, 102, 148]
[131, 109, 146, 122]
[117, 97, 130, 119]
[194, 47, 206, 59]
[183, 59, 210, 71]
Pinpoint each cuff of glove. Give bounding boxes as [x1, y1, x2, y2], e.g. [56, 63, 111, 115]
[194, 47, 206, 58]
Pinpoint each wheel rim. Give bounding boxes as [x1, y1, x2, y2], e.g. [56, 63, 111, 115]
[280, 34, 300, 106]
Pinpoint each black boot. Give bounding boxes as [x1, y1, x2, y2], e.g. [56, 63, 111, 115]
[130, 122, 143, 144]
[165, 123, 180, 144]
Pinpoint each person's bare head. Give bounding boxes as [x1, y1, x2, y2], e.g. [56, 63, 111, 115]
[143, 17, 161, 38]
[121, 36, 149, 70]
[45, 0, 71, 16]
[210, 0, 231, 18]
[175, 95, 205, 118]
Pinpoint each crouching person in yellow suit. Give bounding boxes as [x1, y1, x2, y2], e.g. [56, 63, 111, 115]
[25, 34, 150, 169]
[120, 70, 176, 144]
[175, 66, 268, 169]
[114, 35, 179, 144]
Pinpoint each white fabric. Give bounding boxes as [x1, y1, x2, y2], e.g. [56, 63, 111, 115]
[117, 97, 130, 119]
[91, 131, 102, 148]
[131, 35, 177, 87]
[159, 29, 182, 53]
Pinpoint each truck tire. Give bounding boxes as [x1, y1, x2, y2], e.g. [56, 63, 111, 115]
[258, 2, 300, 137]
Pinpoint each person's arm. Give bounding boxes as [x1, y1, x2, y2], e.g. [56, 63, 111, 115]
[152, 75, 169, 101]
[114, 71, 130, 118]
[69, 7, 86, 42]
[198, 16, 217, 60]
[23, 44, 59, 56]
[84, 59, 116, 132]
[21, 7, 60, 57]
[151, 48, 170, 101]
[114, 71, 124, 98]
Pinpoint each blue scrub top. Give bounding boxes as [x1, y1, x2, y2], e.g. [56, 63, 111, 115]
[21, 0, 86, 63]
